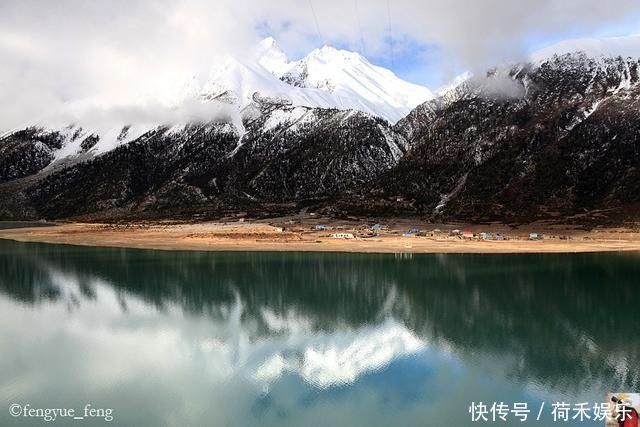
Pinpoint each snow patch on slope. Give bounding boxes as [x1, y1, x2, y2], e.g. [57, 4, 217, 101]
[261, 106, 308, 132]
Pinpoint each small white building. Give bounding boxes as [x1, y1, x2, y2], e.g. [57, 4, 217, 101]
[331, 233, 355, 239]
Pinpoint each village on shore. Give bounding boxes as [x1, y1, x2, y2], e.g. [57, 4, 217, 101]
[231, 211, 638, 246]
[255, 210, 605, 243]
[1, 214, 639, 254]
[307, 223, 544, 241]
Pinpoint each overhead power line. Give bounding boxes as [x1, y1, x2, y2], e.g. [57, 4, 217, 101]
[307, 0, 325, 45]
[386, 0, 394, 68]
[354, 0, 367, 56]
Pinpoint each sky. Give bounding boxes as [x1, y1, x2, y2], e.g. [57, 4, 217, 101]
[2, 0, 640, 131]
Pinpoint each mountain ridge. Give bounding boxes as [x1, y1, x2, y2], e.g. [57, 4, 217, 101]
[2, 36, 640, 223]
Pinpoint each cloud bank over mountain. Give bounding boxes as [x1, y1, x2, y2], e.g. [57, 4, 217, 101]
[1, 0, 640, 130]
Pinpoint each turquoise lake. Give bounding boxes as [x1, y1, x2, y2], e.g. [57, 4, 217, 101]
[0, 239, 638, 426]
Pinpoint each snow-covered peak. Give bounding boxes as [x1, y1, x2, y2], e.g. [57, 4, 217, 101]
[198, 53, 398, 121]
[258, 36, 279, 50]
[531, 34, 640, 63]
[305, 45, 368, 64]
[256, 37, 290, 77]
[201, 55, 291, 105]
[257, 38, 434, 123]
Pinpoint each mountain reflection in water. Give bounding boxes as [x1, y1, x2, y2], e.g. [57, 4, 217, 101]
[0, 240, 638, 426]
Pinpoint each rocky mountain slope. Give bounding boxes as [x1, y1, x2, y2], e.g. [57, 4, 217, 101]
[382, 51, 640, 222]
[1, 101, 406, 220]
[1, 37, 640, 223]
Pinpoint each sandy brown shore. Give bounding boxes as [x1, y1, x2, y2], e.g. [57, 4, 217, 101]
[1, 218, 640, 254]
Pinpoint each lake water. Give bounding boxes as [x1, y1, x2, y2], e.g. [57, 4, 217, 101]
[0, 240, 638, 426]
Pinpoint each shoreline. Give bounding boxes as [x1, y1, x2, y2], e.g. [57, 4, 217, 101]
[1, 221, 640, 254]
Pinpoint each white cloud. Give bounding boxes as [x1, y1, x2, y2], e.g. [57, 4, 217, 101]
[1, 0, 639, 130]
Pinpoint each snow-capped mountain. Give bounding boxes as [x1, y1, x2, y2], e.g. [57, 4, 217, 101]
[194, 37, 433, 124]
[390, 35, 640, 221]
[398, 34, 640, 141]
[257, 37, 433, 123]
[198, 54, 341, 113]
[0, 38, 430, 180]
[418, 34, 640, 110]
[2, 35, 640, 223]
